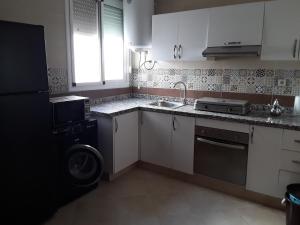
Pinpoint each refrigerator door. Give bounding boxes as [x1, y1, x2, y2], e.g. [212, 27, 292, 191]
[0, 92, 57, 224]
[0, 21, 48, 95]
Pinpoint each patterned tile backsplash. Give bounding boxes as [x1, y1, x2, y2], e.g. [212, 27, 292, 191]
[131, 68, 300, 96]
[47, 68, 68, 95]
[47, 66, 300, 100]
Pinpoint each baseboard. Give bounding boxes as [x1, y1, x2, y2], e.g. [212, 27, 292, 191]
[104, 162, 139, 181]
[138, 161, 284, 210]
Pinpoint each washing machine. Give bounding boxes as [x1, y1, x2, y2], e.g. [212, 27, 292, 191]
[52, 119, 104, 206]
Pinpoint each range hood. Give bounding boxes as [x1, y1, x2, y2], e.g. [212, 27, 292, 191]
[202, 45, 261, 58]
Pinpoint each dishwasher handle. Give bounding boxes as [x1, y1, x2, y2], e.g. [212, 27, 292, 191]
[196, 137, 246, 151]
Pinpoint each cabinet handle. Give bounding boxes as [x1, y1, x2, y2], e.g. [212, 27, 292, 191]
[174, 45, 178, 59]
[298, 39, 300, 59]
[178, 44, 182, 59]
[172, 116, 176, 131]
[292, 160, 300, 165]
[250, 127, 254, 144]
[294, 140, 300, 144]
[115, 118, 118, 133]
[293, 39, 298, 58]
[224, 41, 241, 46]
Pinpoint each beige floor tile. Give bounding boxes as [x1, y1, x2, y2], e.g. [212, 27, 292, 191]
[44, 168, 285, 225]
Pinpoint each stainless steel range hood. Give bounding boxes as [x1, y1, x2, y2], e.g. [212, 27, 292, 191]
[202, 45, 261, 58]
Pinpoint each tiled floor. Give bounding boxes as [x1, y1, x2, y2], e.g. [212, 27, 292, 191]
[45, 168, 285, 225]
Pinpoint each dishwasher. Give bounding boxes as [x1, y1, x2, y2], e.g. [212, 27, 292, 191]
[194, 126, 249, 186]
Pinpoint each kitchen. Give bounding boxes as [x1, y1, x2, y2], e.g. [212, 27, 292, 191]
[1, 0, 300, 225]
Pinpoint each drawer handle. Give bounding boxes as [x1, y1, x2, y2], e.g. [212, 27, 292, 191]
[224, 41, 241, 46]
[294, 140, 300, 144]
[292, 160, 300, 165]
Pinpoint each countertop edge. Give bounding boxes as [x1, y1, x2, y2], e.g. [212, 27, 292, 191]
[91, 105, 300, 131]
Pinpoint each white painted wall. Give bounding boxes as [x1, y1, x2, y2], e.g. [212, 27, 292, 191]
[0, 0, 68, 69]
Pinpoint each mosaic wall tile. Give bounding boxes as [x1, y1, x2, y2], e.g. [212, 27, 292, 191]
[256, 69, 265, 77]
[48, 68, 68, 95]
[48, 68, 300, 96]
[90, 94, 132, 106]
[131, 68, 300, 96]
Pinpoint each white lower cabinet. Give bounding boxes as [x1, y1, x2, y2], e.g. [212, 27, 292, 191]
[141, 111, 195, 174]
[114, 111, 139, 173]
[96, 111, 139, 175]
[96, 108, 298, 199]
[246, 125, 283, 198]
[171, 115, 195, 174]
[140, 111, 172, 168]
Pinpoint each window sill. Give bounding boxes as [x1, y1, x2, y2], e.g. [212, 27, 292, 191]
[68, 80, 130, 92]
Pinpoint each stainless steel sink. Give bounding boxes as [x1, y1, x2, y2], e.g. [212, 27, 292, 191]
[149, 100, 184, 109]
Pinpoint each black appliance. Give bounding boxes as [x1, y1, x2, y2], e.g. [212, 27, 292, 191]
[50, 96, 91, 128]
[0, 21, 56, 224]
[194, 126, 249, 186]
[282, 184, 300, 225]
[53, 119, 104, 207]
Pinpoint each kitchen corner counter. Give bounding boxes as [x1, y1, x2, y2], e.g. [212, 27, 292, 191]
[91, 98, 300, 131]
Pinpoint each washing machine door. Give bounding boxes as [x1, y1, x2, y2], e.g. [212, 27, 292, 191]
[64, 144, 104, 187]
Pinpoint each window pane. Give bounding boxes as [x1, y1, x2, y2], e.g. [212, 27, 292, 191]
[72, 0, 101, 84]
[102, 4, 124, 81]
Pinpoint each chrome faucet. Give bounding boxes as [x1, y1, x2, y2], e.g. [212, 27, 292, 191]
[173, 81, 187, 105]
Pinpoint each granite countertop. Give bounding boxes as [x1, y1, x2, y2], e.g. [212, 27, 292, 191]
[91, 98, 300, 131]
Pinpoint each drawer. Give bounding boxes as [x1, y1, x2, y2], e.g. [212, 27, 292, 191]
[195, 118, 249, 133]
[282, 130, 300, 152]
[280, 150, 300, 174]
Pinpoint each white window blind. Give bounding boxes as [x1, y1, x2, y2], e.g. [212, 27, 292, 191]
[102, 2, 124, 81]
[71, 0, 101, 84]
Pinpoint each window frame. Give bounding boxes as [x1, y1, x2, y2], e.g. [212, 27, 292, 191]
[65, 0, 129, 92]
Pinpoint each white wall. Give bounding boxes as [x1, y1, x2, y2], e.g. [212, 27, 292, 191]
[0, 0, 67, 69]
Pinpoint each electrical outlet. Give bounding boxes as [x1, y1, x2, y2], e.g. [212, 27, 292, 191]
[278, 79, 286, 87]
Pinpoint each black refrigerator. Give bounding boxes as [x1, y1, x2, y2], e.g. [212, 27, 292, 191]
[0, 21, 57, 224]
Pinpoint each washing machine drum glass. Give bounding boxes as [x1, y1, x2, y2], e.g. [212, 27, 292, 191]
[65, 144, 104, 187]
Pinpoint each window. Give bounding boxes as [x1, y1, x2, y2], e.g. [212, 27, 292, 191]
[66, 0, 127, 90]
[102, 2, 124, 81]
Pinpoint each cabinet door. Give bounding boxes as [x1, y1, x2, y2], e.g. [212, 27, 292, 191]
[171, 115, 195, 174]
[246, 126, 283, 198]
[261, 0, 300, 61]
[207, 2, 264, 47]
[140, 111, 172, 168]
[114, 111, 139, 173]
[152, 13, 179, 61]
[178, 9, 209, 61]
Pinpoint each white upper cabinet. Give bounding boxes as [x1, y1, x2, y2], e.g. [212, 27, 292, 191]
[207, 2, 264, 47]
[261, 0, 300, 61]
[177, 9, 209, 61]
[152, 13, 179, 61]
[152, 9, 209, 61]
